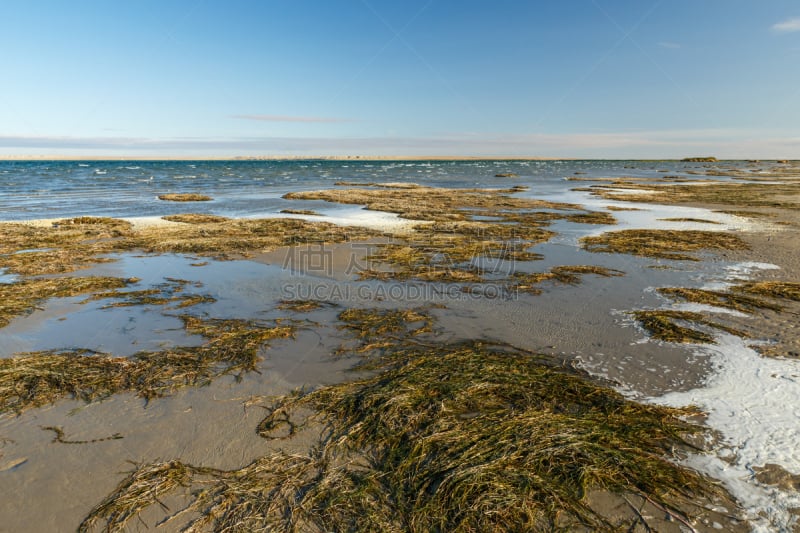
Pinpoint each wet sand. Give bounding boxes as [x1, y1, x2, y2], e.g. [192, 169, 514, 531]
[1, 174, 799, 531]
[677, 202, 800, 358]
[0, 334, 356, 532]
[0, 249, 754, 532]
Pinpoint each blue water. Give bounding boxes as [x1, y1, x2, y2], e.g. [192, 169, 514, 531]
[0, 159, 740, 221]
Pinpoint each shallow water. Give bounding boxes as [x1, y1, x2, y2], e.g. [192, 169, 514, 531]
[0, 159, 797, 530]
[0, 159, 755, 221]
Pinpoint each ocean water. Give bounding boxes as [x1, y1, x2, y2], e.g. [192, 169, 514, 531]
[0, 159, 745, 221]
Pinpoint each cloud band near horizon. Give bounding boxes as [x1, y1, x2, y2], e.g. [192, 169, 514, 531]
[0, 131, 798, 159]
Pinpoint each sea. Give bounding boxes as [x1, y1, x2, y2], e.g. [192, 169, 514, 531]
[0, 159, 749, 221]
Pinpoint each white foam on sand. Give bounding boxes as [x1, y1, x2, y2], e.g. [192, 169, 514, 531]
[123, 216, 183, 229]
[700, 262, 781, 291]
[2, 211, 421, 234]
[588, 201, 770, 235]
[639, 261, 800, 531]
[669, 302, 750, 318]
[0, 216, 183, 230]
[651, 334, 800, 532]
[524, 186, 776, 244]
[721, 261, 781, 281]
[621, 262, 800, 530]
[264, 207, 420, 233]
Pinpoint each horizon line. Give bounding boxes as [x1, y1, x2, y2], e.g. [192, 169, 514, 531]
[0, 155, 786, 162]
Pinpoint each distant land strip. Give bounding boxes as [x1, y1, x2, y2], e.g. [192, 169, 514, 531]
[0, 155, 573, 161]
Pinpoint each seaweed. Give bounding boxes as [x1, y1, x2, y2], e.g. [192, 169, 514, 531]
[0, 276, 132, 329]
[581, 230, 748, 261]
[277, 299, 338, 313]
[657, 287, 783, 313]
[84, 277, 216, 310]
[0, 219, 134, 275]
[41, 426, 123, 445]
[735, 281, 800, 302]
[587, 180, 800, 210]
[514, 265, 625, 293]
[659, 218, 721, 224]
[161, 213, 230, 224]
[0, 316, 294, 414]
[280, 209, 322, 216]
[285, 185, 585, 222]
[157, 193, 212, 202]
[632, 310, 747, 344]
[80, 308, 727, 532]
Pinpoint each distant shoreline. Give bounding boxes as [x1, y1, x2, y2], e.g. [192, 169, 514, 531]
[0, 155, 789, 162]
[0, 155, 569, 162]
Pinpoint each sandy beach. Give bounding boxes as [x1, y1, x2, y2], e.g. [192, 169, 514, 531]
[0, 160, 799, 531]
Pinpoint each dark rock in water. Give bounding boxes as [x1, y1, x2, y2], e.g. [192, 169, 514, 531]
[495, 173, 519, 178]
[681, 157, 718, 162]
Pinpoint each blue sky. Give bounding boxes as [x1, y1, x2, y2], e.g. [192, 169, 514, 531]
[1, 0, 799, 158]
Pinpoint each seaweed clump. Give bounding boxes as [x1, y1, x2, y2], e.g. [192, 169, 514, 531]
[581, 229, 748, 261]
[81, 308, 727, 532]
[514, 265, 625, 294]
[736, 281, 800, 301]
[284, 184, 599, 223]
[161, 213, 230, 224]
[659, 217, 721, 224]
[0, 217, 380, 275]
[360, 220, 553, 283]
[279, 208, 322, 216]
[657, 287, 783, 313]
[130, 218, 379, 258]
[157, 193, 212, 202]
[336, 307, 435, 352]
[0, 276, 132, 329]
[83, 277, 216, 310]
[635, 281, 800, 345]
[564, 211, 617, 225]
[0, 315, 294, 414]
[0, 218, 133, 275]
[586, 180, 800, 210]
[632, 310, 747, 344]
[277, 299, 338, 313]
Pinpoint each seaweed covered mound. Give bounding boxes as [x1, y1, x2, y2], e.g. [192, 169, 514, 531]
[81, 308, 725, 532]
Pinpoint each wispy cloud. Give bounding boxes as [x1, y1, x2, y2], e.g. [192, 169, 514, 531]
[772, 17, 800, 33]
[657, 42, 681, 49]
[231, 114, 352, 123]
[1, 130, 798, 159]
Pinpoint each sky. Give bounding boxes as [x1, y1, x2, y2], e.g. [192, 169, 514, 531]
[1, 0, 799, 158]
